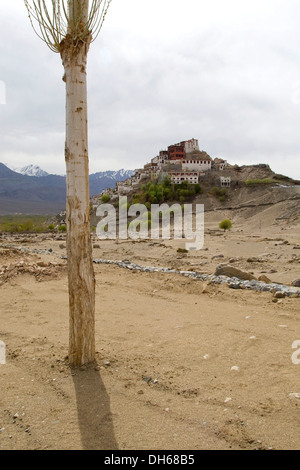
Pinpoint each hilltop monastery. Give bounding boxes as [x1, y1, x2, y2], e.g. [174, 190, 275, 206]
[116, 138, 229, 195]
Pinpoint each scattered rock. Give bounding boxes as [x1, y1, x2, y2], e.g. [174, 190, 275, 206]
[289, 393, 300, 399]
[215, 265, 256, 281]
[258, 275, 272, 284]
[274, 291, 285, 299]
[291, 279, 300, 287]
[277, 240, 289, 245]
[37, 261, 47, 267]
[202, 283, 211, 294]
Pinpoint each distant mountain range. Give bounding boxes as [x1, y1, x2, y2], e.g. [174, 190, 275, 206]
[0, 163, 134, 215]
[13, 164, 50, 178]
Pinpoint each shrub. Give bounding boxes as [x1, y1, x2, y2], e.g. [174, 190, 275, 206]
[101, 194, 111, 203]
[219, 219, 232, 231]
[211, 187, 228, 201]
[245, 178, 274, 186]
[134, 180, 202, 205]
[58, 224, 67, 232]
[194, 183, 202, 194]
[177, 248, 188, 253]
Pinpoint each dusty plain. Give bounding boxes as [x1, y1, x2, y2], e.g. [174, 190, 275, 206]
[0, 206, 300, 450]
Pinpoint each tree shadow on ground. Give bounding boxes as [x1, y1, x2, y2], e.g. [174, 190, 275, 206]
[71, 362, 118, 450]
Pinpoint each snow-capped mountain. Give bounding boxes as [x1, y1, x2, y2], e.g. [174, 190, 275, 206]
[14, 164, 49, 177]
[90, 169, 134, 181]
[89, 169, 134, 196]
[0, 162, 135, 214]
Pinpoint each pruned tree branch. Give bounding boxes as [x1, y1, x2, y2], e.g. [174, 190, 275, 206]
[24, 0, 112, 53]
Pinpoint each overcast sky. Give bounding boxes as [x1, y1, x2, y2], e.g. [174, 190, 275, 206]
[0, 0, 300, 178]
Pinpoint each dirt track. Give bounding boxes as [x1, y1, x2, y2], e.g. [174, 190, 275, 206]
[0, 217, 300, 450]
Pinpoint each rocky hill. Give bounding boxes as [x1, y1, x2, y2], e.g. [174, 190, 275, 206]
[90, 161, 300, 231]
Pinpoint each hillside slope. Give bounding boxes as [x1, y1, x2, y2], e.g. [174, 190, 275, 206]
[0, 164, 134, 215]
[200, 184, 300, 230]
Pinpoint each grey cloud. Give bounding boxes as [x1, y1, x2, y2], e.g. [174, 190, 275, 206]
[0, 1, 299, 179]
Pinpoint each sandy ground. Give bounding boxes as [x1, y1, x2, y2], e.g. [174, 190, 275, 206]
[0, 217, 300, 450]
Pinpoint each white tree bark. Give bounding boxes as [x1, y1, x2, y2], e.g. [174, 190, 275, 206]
[61, 32, 95, 366]
[24, 0, 111, 367]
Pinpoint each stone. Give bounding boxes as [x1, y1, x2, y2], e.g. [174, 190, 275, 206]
[215, 265, 256, 281]
[228, 282, 241, 289]
[258, 275, 272, 284]
[289, 393, 300, 399]
[37, 261, 47, 267]
[202, 283, 211, 294]
[291, 279, 300, 287]
[274, 291, 285, 299]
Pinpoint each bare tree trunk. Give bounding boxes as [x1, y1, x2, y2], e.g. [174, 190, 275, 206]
[61, 36, 95, 366]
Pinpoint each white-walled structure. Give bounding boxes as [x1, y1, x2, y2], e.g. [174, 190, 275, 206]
[168, 172, 199, 185]
[114, 138, 230, 192]
[220, 176, 231, 187]
[184, 138, 199, 154]
[182, 158, 212, 171]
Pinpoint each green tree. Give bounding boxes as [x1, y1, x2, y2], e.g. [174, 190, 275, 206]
[101, 193, 111, 203]
[219, 219, 232, 232]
